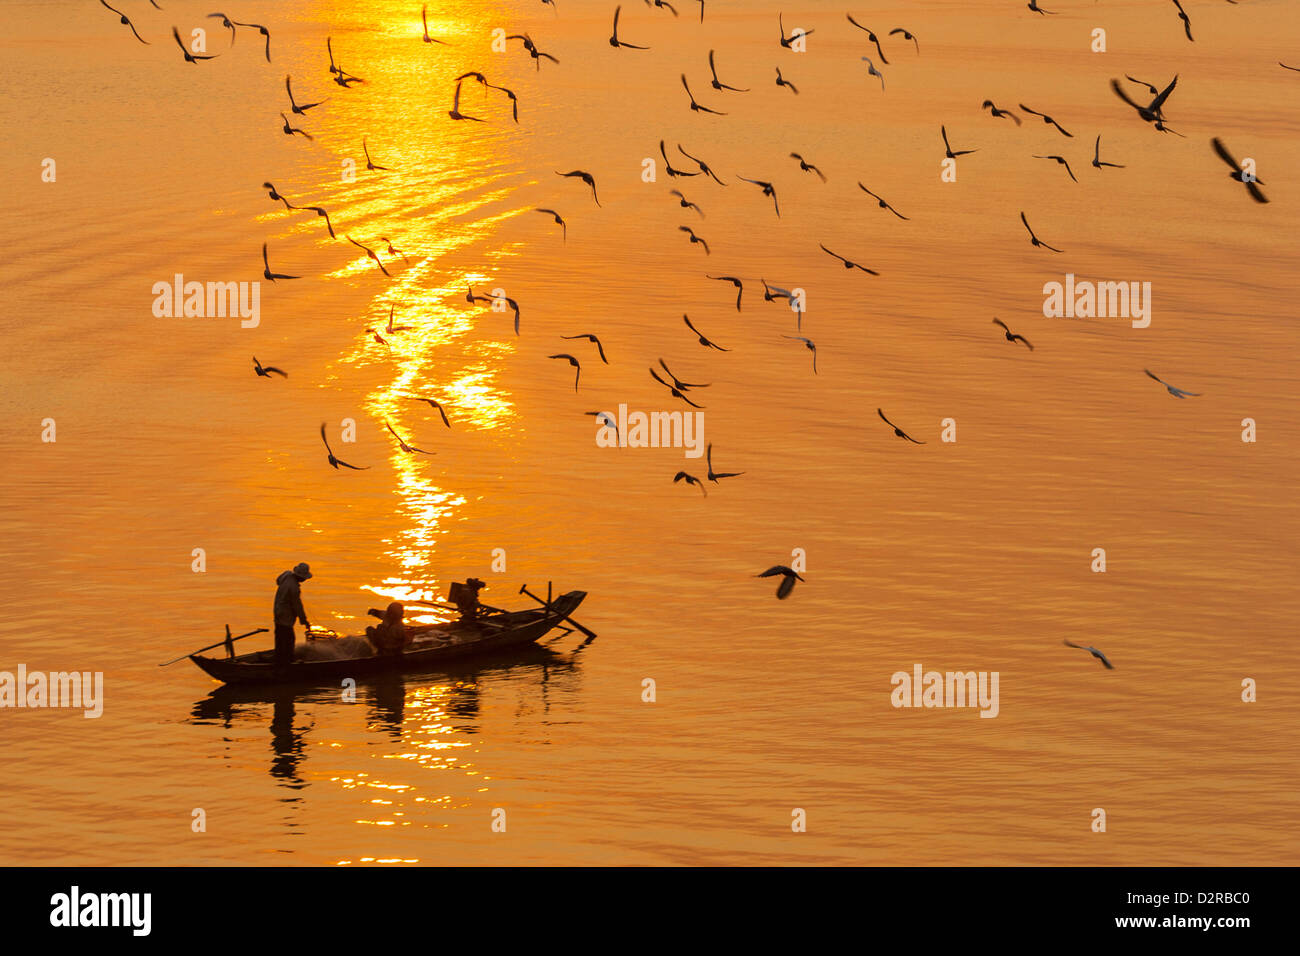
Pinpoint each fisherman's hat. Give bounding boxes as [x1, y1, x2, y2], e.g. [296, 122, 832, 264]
[293, 562, 313, 580]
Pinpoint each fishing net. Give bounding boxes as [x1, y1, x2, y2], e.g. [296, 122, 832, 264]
[297, 636, 375, 661]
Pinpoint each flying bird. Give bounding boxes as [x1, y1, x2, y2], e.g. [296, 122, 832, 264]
[790, 153, 826, 181]
[992, 318, 1033, 350]
[362, 136, 389, 170]
[285, 75, 326, 114]
[672, 471, 707, 496]
[682, 74, 727, 114]
[650, 367, 705, 408]
[706, 444, 743, 482]
[708, 49, 748, 91]
[1020, 211, 1063, 253]
[1092, 135, 1125, 169]
[683, 314, 728, 350]
[1170, 0, 1193, 41]
[657, 359, 709, 391]
[942, 125, 977, 158]
[1063, 639, 1114, 669]
[1210, 138, 1268, 203]
[384, 305, 412, 334]
[346, 236, 392, 277]
[364, 327, 389, 346]
[737, 176, 780, 216]
[706, 275, 743, 311]
[560, 333, 609, 363]
[756, 565, 803, 599]
[408, 396, 451, 428]
[1033, 154, 1078, 182]
[557, 169, 600, 206]
[172, 26, 218, 62]
[677, 145, 726, 184]
[778, 13, 814, 49]
[1026, 0, 1057, 14]
[319, 423, 370, 470]
[845, 16, 889, 64]
[298, 205, 335, 238]
[819, 244, 878, 274]
[230, 19, 272, 61]
[386, 421, 435, 455]
[858, 184, 909, 219]
[507, 33, 558, 71]
[101, 2, 148, 44]
[253, 356, 287, 378]
[261, 242, 298, 281]
[448, 79, 484, 121]
[535, 208, 567, 241]
[648, 0, 679, 16]
[262, 182, 292, 208]
[679, 225, 710, 254]
[889, 28, 919, 53]
[609, 5, 650, 49]
[207, 12, 236, 44]
[775, 67, 799, 94]
[783, 335, 817, 373]
[1144, 369, 1201, 398]
[981, 100, 1021, 125]
[1020, 104, 1072, 137]
[279, 112, 312, 139]
[877, 408, 925, 443]
[669, 190, 703, 216]
[860, 57, 886, 91]
[421, 5, 452, 44]
[1110, 74, 1177, 125]
[548, 353, 582, 391]
[378, 237, 409, 264]
[661, 140, 701, 179]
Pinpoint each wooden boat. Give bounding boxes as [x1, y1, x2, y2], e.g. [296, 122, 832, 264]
[189, 590, 587, 686]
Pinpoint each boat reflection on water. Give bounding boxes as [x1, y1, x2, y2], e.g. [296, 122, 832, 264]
[188, 642, 588, 789]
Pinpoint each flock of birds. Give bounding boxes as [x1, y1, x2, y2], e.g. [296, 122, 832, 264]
[95, 1, 1284, 668]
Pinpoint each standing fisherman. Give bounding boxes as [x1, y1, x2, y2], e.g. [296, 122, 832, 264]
[273, 562, 313, 665]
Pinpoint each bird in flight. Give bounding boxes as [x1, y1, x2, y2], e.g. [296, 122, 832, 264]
[557, 169, 600, 206]
[860, 57, 886, 91]
[942, 125, 977, 158]
[679, 226, 710, 255]
[708, 50, 748, 92]
[660, 140, 701, 179]
[386, 421, 435, 455]
[1063, 639, 1114, 669]
[981, 100, 1021, 125]
[1124, 75, 1159, 96]
[448, 78, 484, 121]
[738, 176, 780, 217]
[1092, 136, 1125, 170]
[678, 145, 726, 184]
[508, 33, 557, 70]
[384, 305, 412, 334]
[561, 333, 609, 364]
[706, 444, 743, 482]
[845, 16, 889, 64]
[364, 327, 389, 347]
[609, 6, 650, 49]
[783, 335, 818, 373]
[682, 75, 726, 115]
[535, 208, 567, 241]
[1033, 154, 1077, 182]
[683, 314, 728, 351]
[587, 411, 618, 439]
[648, 0, 680, 16]
[756, 565, 803, 600]
[319, 424, 370, 470]
[253, 356, 287, 378]
[1144, 369, 1200, 398]
[992, 318, 1033, 350]
[346, 237, 392, 277]
[1210, 138, 1268, 203]
[889, 27, 919, 53]
[208, 12, 236, 44]
[877, 408, 924, 443]
[261, 242, 298, 281]
[1020, 104, 1072, 137]
[658, 359, 709, 391]
[790, 153, 826, 181]
[363, 136, 389, 171]
[778, 13, 814, 49]
[673, 472, 707, 496]
[650, 367, 705, 408]
[548, 353, 582, 392]
[670, 190, 703, 216]
[819, 244, 878, 274]
[230, 19, 272, 61]
[408, 396, 451, 428]
[1170, 0, 1194, 42]
[285, 75, 326, 114]
[101, 2, 148, 44]
[377, 237, 409, 265]
[1110, 74, 1177, 125]
[858, 184, 909, 219]
[1020, 212, 1063, 253]
[172, 26, 219, 62]
[421, 5, 452, 45]
[262, 182, 292, 208]
[1027, 0, 1057, 14]
[1281, 62, 1300, 72]
[279, 112, 312, 139]
[297, 204, 335, 238]
[706, 275, 743, 311]
[775, 67, 799, 95]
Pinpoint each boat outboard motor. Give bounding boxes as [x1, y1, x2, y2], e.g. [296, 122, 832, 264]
[449, 578, 487, 622]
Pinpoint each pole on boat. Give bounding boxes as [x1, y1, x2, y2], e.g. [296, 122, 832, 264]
[519, 584, 596, 640]
[159, 627, 269, 667]
[546, 581, 553, 613]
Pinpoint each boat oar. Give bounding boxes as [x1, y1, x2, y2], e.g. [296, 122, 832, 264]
[159, 626, 268, 666]
[519, 584, 596, 640]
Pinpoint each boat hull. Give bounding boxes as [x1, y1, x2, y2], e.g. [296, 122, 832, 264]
[189, 591, 586, 685]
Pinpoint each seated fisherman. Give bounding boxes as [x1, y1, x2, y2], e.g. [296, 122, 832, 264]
[454, 578, 487, 624]
[365, 601, 409, 655]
